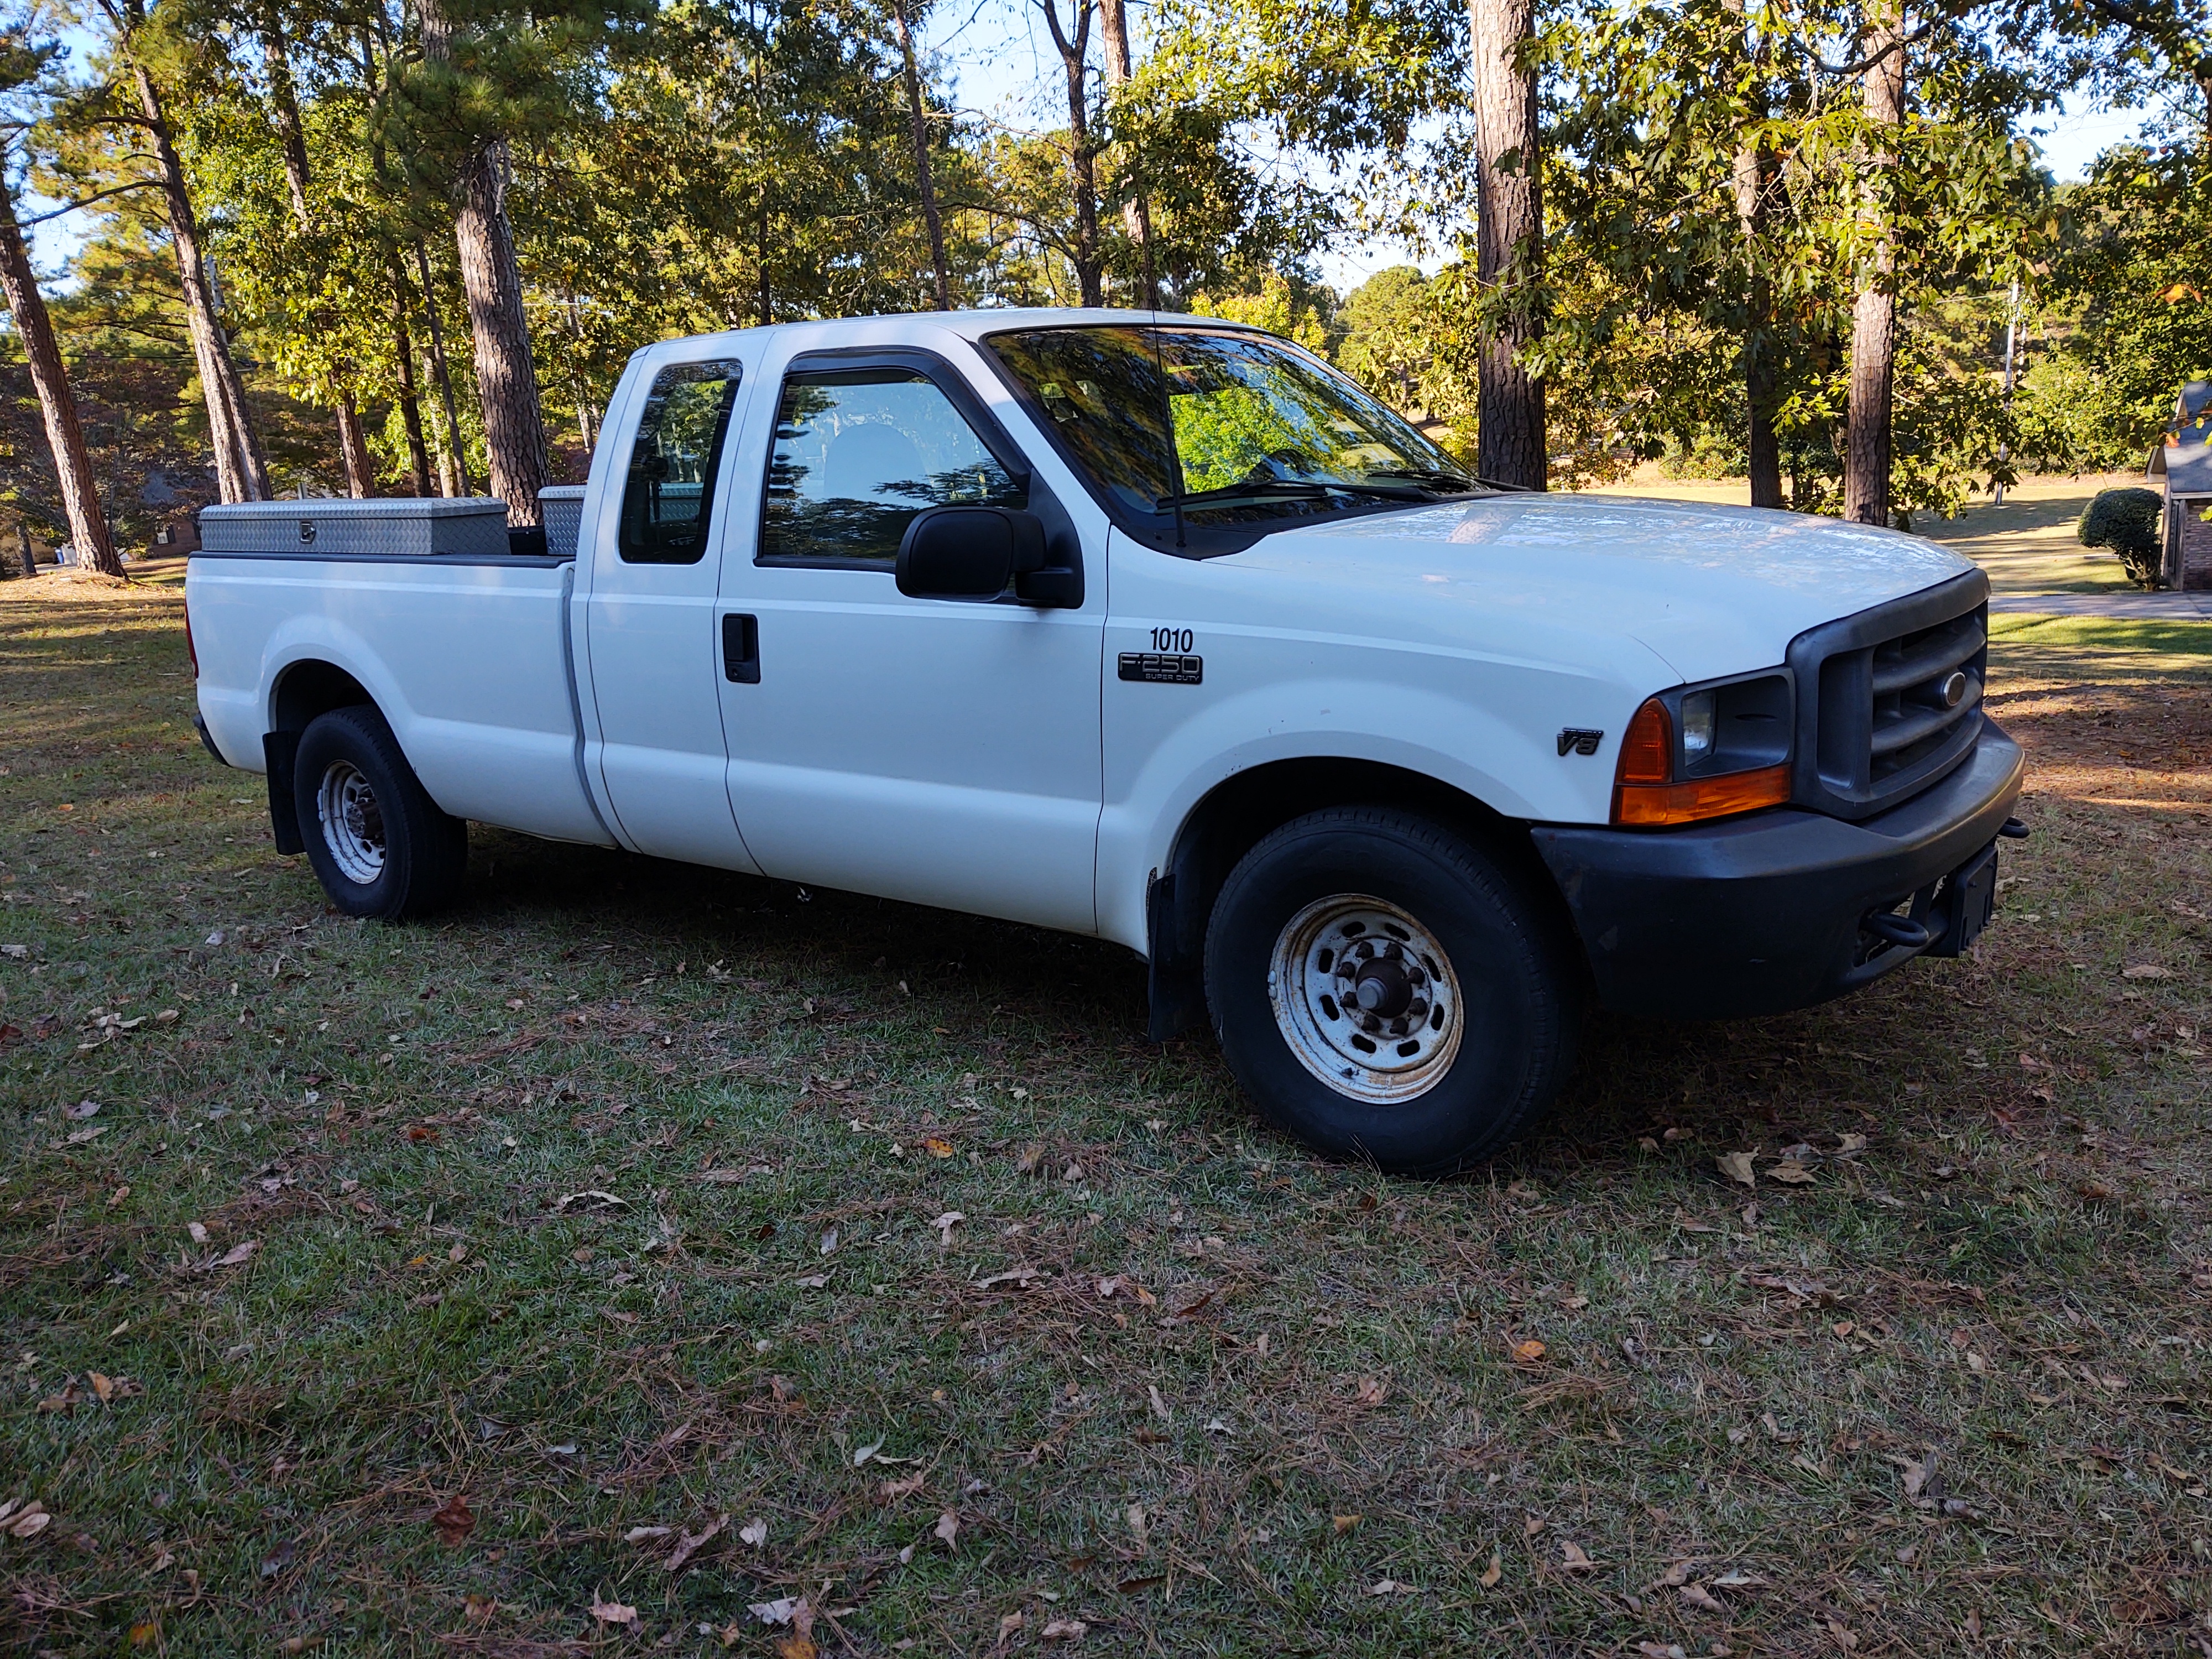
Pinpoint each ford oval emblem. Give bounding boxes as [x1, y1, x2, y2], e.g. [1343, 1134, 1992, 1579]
[1939, 670, 1968, 708]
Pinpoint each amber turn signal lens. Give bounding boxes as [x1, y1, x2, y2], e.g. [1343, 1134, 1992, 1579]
[1616, 697, 1673, 786]
[1613, 762, 1792, 826]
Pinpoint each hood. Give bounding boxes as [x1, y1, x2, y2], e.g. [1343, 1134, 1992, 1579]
[1225, 493, 1975, 685]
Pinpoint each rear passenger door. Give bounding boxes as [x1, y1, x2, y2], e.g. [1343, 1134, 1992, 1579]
[581, 352, 763, 870]
[712, 342, 1107, 933]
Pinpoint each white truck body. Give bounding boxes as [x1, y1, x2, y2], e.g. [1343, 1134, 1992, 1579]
[187, 309, 2023, 1164]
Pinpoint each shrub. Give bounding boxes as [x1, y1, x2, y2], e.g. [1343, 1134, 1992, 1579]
[2077, 486, 2167, 588]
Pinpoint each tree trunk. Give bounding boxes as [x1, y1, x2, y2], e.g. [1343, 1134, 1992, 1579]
[450, 142, 548, 524]
[1040, 0, 1103, 307]
[0, 180, 123, 577]
[337, 392, 372, 495]
[1468, 0, 1546, 488]
[1726, 0, 1783, 509]
[1732, 137, 1782, 509]
[421, 0, 547, 524]
[890, 0, 953, 310]
[262, 7, 313, 228]
[1843, 9, 1905, 526]
[413, 239, 471, 495]
[16, 520, 36, 579]
[129, 59, 269, 502]
[1099, 0, 1157, 307]
[385, 258, 434, 495]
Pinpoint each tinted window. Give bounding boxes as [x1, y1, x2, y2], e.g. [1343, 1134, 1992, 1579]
[619, 360, 743, 565]
[759, 369, 1026, 564]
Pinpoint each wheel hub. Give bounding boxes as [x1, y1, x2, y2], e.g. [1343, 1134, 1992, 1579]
[1268, 894, 1464, 1104]
[317, 760, 387, 885]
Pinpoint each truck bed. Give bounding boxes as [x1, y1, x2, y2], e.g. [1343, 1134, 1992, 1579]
[189, 549, 612, 848]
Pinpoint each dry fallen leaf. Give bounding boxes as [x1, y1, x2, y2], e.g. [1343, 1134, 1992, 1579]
[87, 1372, 114, 1405]
[1510, 1338, 1547, 1365]
[739, 1517, 768, 1547]
[588, 1596, 639, 1628]
[1717, 1150, 1757, 1187]
[934, 1509, 960, 1548]
[2121, 964, 2172, 980]
[1, 1499, 51, 1540]
[1040, 1618, 1088, 1641]
[1127, 1503, 1150, 1546]
[1331, 1514, 1360, 1535]
[921, 1136, 954, 1158]
[771, 1637, 817, 1659]
[1768, 1160, 1817, 1185]
[1147, 1384, 1172, 1423]
[1479, 1552, 1503, 1588]
[666, 1514, 728, 1572]
[931, 1211, 964, 1246]
[429, 1495, 476, 1547]
[1681, 1582, 1724, 1612]
[1353, 1376, 1389, 1406]
[1558, 1540, 1598, 1572]
[879, 1472, 926, 1501]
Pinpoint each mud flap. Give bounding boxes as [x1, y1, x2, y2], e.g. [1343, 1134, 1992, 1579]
[263, 729, 305, 856]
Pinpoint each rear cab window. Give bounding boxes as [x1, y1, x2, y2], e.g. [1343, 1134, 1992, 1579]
[619, 360, 744, 565]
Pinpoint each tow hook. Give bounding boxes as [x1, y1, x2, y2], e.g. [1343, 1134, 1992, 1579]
[1998, 817, 2030, 839]
[1861, 910, 1934, 951]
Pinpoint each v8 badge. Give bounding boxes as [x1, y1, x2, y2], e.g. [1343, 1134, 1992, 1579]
[1557, 728, 1603, 758]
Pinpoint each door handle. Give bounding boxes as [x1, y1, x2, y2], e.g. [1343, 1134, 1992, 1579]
[722, 613, 760, 684]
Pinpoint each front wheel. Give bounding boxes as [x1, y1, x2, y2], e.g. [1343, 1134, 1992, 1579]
[1203, 807, 1579, 1175]
[293, 706, 468, 920]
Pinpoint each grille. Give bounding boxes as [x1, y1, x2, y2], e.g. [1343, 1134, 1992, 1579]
[1786, 570, 1989, 822]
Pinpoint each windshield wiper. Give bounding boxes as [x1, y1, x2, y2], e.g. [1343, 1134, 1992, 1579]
[1357, 466, 1485, 494]
[1162, 477, 1436, 508]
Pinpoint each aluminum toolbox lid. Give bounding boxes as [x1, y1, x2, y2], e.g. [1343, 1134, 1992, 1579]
[198, 496, 515, 556]
[200, 496, 513, 522]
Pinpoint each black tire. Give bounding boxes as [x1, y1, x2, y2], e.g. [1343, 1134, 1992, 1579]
[292, 705, 468, 920]
[1203, 806, 1579, 1176]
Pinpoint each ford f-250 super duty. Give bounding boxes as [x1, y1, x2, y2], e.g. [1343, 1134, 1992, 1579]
[186, 308, 2026, 1173]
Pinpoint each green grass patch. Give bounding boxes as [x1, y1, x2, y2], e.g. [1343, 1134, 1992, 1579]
[3, 582, 2209, 1655]
[1990, 613, 2212, 673]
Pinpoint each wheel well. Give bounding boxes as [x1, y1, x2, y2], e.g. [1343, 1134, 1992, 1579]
[1144, 758, 1574, 1040]
[272, 660, 373, 734]
[264, 661, 378, 859]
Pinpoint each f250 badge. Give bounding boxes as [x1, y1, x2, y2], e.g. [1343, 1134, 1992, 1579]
[1557, 727, 1603, 757]
[1119, 652, 1202, 685]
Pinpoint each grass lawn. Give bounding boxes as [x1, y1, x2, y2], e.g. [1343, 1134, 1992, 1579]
[2, 576, 2208, 1657]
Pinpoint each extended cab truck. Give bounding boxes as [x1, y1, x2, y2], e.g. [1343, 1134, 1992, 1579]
[186, 309, 2026, 1173]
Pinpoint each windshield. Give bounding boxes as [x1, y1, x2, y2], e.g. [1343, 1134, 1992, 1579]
[984, 326, 1485, 536]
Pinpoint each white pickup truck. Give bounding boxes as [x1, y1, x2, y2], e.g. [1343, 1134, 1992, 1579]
[187, 308, 2024, 1172]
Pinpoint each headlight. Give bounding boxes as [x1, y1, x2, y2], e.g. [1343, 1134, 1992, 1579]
[1681, 691, 1717, 765]
[1613, 670, 1793, 826]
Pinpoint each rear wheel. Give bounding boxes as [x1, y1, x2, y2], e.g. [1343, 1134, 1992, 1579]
[293, 706, 467, 920]
[1203, 806, 1578, 1175]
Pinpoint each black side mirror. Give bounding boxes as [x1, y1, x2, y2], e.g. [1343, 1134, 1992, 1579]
[896, 507, 1046, 601]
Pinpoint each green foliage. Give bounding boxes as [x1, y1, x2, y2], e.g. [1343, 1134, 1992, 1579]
[2016, 149, 2212, 473]
[2077, 483, 2166, 586]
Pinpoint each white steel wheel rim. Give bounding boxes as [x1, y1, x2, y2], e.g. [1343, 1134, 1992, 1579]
[317, 760, 387, 885]
[1268, 893, 1464, 1104]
